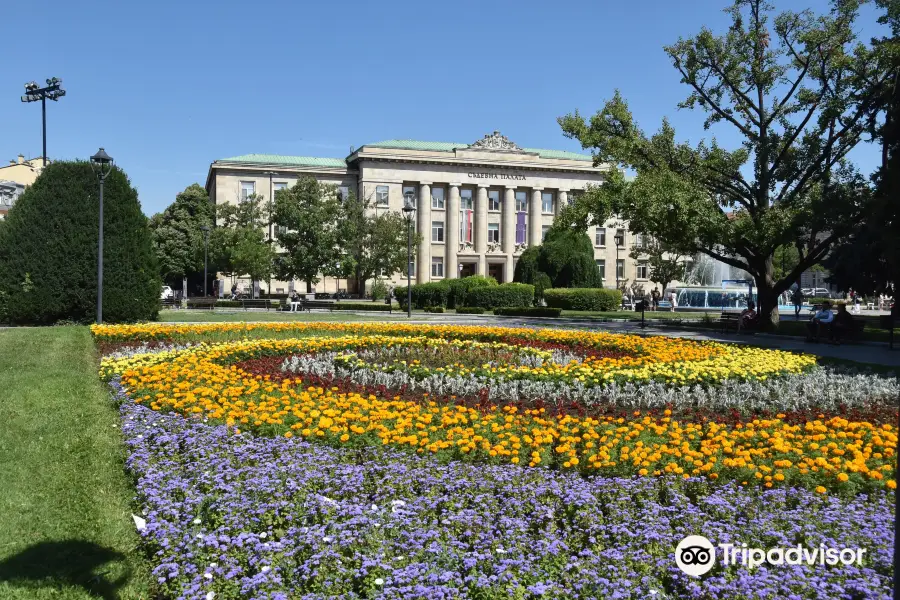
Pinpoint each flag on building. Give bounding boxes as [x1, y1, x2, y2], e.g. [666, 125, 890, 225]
[515, 212, 526, 244]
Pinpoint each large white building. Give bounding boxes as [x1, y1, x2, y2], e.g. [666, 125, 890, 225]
[206, 131, 653, 294]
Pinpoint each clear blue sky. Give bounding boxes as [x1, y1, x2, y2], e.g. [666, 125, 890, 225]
[4, 0, 886, 216]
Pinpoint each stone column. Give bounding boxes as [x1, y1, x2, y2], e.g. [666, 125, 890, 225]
[417, 183, 431, 284]
[447, 184, 460, 279]
[557, 190, 568, 217]
[529, 188, 543, 247]
[502, 186, 516, 282]
[474, 185, 488, 275]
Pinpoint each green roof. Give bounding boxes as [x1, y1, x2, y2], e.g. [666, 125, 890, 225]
[216, 154, 347, 168]
[365, 139, 594, 162]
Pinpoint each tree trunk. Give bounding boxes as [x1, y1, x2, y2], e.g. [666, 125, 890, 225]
[756, 257, 780, 329]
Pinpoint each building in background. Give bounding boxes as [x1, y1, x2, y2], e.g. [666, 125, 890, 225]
[206, 131, 674, 295]
[0, 155, 45, 220]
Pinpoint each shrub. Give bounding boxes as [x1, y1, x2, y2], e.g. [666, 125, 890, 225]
[493, 306, 562, 317]
[332, 302, 392, 312]
[396, 282, 450, 309]
[455, 306, 485, 314]
[512, 247, 541, 284]
[533, 273, 552, 306]
[544, 288, 622, 311]
[447, 275, 497, 309]
[537, 226, 603, 288]
[424, 306, 445, 313]
[466, 283, 534, 308]
[371, 279, 389, 301]
[0, 161, 161, 324]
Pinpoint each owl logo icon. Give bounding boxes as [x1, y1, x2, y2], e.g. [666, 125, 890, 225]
[675, 535, 716, 577]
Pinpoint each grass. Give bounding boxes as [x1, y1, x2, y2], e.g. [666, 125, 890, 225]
[557, 310, 708, 321]
[655, 315, 893, 343]
[0, 327, 150, 600]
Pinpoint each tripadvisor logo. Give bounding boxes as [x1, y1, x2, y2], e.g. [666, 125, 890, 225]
[675, 535, 867, 577]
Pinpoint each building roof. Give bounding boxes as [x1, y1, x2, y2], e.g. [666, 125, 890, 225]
[215, 154, 348, 168]
[363, 139, 594, 162]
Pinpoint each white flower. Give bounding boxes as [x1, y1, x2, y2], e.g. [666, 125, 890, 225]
[390, 500, 406, 507]
[261, 566, 271, 573]
[395, 556, 404, 561]
[131, 514, 146, 531]
[203, 573, 213, 580]
[192, 518, 201, 525]
[209, 562, 217, 568]
[374, 578, 384, 586]
[496, 548, 507, 554]
[370, 504, 378, 511]
[206, 592, 215, 600]
[323, 536, 333, 543]
[259, 532, 267, 538]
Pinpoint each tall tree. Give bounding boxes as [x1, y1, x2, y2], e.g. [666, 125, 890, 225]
[272, 176, 341, 293]
[149, 183, 214, 295]
[631, 236, 686, 294]
[337, 191, 419, 296]
[559, 0, 887, 326]
[211, 193, 272, 295]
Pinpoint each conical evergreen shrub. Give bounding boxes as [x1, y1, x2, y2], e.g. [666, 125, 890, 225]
[0, 161, 160, 324]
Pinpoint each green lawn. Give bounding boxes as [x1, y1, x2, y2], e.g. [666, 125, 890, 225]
[558, 310, 708, 320]
[0, 327, 150, 600]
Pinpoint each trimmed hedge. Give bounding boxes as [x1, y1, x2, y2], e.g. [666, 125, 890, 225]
[394, 282, 450, 309]
[456, 306, 486, 315]
[466, 283, 534, 309]
[544, 288, 622, 311]
[424, 306, 445, 313]
[494, 306, 562, 317]
[447, 275, 497, 309]
[332, 302, 393, 312]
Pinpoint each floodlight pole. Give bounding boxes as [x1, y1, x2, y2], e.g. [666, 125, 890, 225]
[21, 78, 66, 166]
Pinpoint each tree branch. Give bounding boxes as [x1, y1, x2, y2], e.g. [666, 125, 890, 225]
[673, 61, 757, 139]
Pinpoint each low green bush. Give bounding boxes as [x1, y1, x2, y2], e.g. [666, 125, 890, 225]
[466, 283, 534, 309]
[493, 306, 562, 317]
[424, 306, 445, 313]
[447, 275, 497, 309]
[214, 300, 244, 308]
[332, 302, 393, 312]
[544, 288, 622, 311]
[394, 282, 451, 309]
[455, 306, 486, 314]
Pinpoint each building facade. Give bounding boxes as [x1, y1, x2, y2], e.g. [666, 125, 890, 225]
[206, 131, 658, 294]
[0, 155, 44, 220]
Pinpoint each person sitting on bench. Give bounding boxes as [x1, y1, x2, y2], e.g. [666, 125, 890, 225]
[806, 301, 833, 343]
[830, 303, 854, 344]
[736, 301, 758, 333]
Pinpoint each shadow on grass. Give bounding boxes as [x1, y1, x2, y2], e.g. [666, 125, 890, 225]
[0, 540, 129, 600]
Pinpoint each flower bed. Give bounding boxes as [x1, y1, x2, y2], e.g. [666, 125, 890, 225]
[121, 395, 893, 600]
[94, 323, 898, 598]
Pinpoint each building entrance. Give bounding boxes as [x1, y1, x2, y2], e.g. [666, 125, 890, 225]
[459, 262, 476, 278]
[488, 263, 504, 283]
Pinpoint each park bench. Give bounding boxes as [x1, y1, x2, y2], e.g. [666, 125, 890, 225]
[185, 298, 217, 310]
[161, 298, 179, 309]
[301, 299, 337, 312]
[719, 311, 759, 334]
[829, 319, 865, 344]
[240, 298, 278, 311]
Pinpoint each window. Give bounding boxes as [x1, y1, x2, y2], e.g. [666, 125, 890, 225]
[515, 191, 527, 212]
[460, 189, 473, 210]
[616, 228, 626, 246]
[488, 190, 501, 212]
[568, 190, 580, 206]
[541, 225, 550, 241]
[616, 259, 625, 280]
[541, 191, 555, 214]
[595, 227, 606, 246]
[240, 181, 255, 202]
[596, 259, 605, 280]
[431, 257, 444, 278]
[402, 185, 417, 208]
[274, 182, 288, 194]
[338, 186, 350, 202]
[431, 220, 444, 242]
[408, 260, 416, 277]
[376, 185, 389, 207]
[431, 187, 445, 209]
[460, 207, 473, 244]
[637, 261, 649, 279]
[635, 233, 645, 248]
[488, 223, 500, 243]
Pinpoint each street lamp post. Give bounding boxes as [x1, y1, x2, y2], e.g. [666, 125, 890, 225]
[21, 78, 66, 167]
[90, 148, 114, 324]
[614, 232, 624, 291]
[201, 225, 210, 297]
[402, 192, 416, 319]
